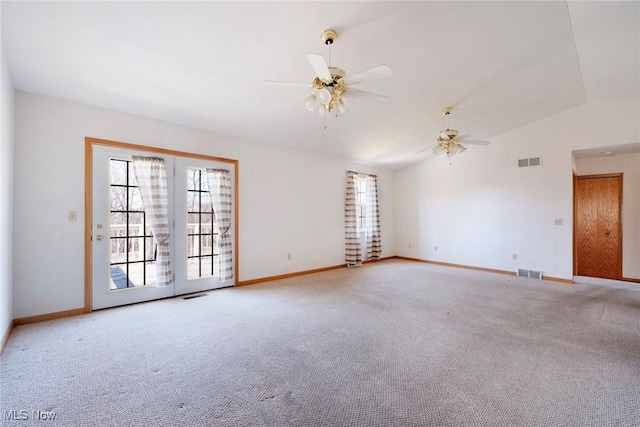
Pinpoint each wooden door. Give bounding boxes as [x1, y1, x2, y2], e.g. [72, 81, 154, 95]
[575, 173, 622, 279]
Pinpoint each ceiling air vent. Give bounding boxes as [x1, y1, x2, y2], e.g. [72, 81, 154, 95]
[518, 157, 542, 167]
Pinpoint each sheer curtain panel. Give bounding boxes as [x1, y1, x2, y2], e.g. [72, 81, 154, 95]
[345, 171, 362, 267]
[131, 156, 173, 287]
[207, 168, 234, 281]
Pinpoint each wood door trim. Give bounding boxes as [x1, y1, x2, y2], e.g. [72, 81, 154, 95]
[575, 173, 623, 279]
[578, 173, 623, 180]
[572, 169, 577, 276]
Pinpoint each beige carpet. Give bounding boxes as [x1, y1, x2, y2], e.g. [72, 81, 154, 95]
[2, 259, 640, 426]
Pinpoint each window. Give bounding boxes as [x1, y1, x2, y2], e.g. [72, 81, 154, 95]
[186, 169, 219, 280]
[355, 176, 367, 230]
[109, 159, 156, 289]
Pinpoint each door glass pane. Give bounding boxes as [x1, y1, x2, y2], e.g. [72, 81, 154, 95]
[110, 187, 126, 211]
[128, 237, 144, 262]
[128, 212, 144, 237]
[110, 265, 132, 290]
[110, 238, 126, 263]
[110, 160, 127, 185]
[108, 159, 156, 289]
[129, 187, 143, 211]
[187, 168, 218, 280]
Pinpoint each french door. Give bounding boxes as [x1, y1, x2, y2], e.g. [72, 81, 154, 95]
[173, 156, 235, 295]
[91, 144, 236, 310]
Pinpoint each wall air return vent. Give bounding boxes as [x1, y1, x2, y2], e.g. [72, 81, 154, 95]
[518, 157, 542, 167]
[517, 269, 542, 280]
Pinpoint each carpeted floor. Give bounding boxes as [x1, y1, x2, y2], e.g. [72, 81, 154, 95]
[2, 259, 640, 426]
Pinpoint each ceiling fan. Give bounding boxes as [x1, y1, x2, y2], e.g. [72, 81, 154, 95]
[419, 107, 491, 163]
[263, 29, 392, 125]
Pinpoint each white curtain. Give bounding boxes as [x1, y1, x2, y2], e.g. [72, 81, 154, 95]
[207, 168, 233, 281]
[345, 171, 362, 267]
[365, 174, 382, 260]
[131, 156, 172, 287]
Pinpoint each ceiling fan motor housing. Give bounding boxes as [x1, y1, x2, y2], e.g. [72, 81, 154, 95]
[441, 129, 459, 139]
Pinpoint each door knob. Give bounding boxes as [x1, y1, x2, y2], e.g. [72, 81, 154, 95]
[96, 235, 103, 241]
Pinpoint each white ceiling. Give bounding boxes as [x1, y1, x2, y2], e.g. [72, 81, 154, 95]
[2, 1, 638, 170]
[573, 142, 640, 159]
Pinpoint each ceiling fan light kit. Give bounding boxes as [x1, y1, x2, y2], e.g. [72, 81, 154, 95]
[423, 107, 490, 164]
[263, 28, 392, 127]
[307, 63, 348, 114]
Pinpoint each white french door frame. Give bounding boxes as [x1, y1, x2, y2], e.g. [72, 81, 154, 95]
[91, 146, 176, 309]
[85, 137, 239, 311]
[173, 156, 236, 295]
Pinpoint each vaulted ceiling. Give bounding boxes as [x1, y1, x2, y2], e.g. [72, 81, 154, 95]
[2, 1, 638, 169]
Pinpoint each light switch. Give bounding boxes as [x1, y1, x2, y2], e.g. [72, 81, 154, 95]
[68, 211, 77, 222]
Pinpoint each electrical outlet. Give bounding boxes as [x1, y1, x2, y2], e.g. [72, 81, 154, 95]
[554, 218, 563, 226]
[434, 246, 438, 252]
[512, 253, 517, 260]
[408, 243, 412, 249]
[287, 253, 291, 260]
[68, 211, 77, 222]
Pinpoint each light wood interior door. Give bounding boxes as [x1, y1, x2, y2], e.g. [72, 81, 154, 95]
[575, 173, 622, 279]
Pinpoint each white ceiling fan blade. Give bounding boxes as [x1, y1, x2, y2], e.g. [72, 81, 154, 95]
[343, 65, 392, 86]
[263, 81, 311, 88]
[306, 54, 332, 84]
[461, 139, 491, 146]
[345, 88, 390, 101]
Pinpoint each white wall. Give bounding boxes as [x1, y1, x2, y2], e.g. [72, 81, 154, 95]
[576, 152, 640, 279]
[1, 48, 15, 336]
[395, 100, 639, 280]
[13, 91, 395, 318]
